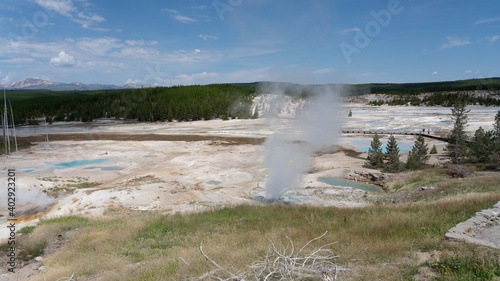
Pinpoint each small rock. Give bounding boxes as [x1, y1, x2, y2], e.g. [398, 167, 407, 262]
[38, 266, 45, 271]
[35, 256, 42, 262]
[381, 173, 392, 179]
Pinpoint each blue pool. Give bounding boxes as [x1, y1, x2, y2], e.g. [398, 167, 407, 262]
[54, 159, 108, 168]
[206, 180, 222, 185]
[318, 177, 383, 192]
[353, 139, 414, 153]
[22, 159, 109, 173]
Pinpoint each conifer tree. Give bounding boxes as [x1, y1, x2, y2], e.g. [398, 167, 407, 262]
[366, 133, 384, 167]
[494, 110, 500, 153]
[470, 126, 495, 163]
[494, 110, 500, 137]
[385, 134, 401, 172]
[406, 135, 429, 169]
[430, 144, 438, 154]
[447, 101, 470, 164]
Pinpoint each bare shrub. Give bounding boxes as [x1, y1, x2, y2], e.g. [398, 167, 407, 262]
[194, 231, 346, 280]
[444, 164, 471, 178]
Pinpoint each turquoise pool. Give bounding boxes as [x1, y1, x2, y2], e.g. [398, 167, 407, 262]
[318, 177, 383, 192]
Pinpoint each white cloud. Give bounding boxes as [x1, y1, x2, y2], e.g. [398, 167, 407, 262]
[34, 0, 75, 17]
[162, 9, 178, 13]
[474, 17, 500, 26]
[77, 12, 105, 23]
[50, 51, 75, 66]
[337, 27, 361, 35]
[34, 0, 107, 30]
[172, 14, 196, 23]
[162, 8, 197, 23]
[489, 35, 500, 44]
[0, 35, 284, 85]
[189, 5, 208, 9]
[172, 72, 219, 84]
[124, 40, 158, 46]
[313, 68, 336, 75]
[200, 34, 218, 41]
[432, 71, 438, 75]
[75, 37, 124, 55]
[125, 78, 141, 84]
[2, 58, 35, 63]
[440, 36, 471, 49]
[1, 72, 17, 84]
[466, 70, 480, 75]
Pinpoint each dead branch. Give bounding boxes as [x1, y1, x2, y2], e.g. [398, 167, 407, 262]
[195, 231, 348, 280]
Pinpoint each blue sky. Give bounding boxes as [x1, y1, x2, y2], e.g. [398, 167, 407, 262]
[0, 0, 499, 86]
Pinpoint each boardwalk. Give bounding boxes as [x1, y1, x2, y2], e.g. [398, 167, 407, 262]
[341, 130, 450, 142]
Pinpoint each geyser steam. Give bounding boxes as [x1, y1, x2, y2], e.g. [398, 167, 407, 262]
[260, 82, 344, 199]
[1, 187, 55, 214]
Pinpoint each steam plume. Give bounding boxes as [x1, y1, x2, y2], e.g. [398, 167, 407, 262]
[259, 82, 344, 199]
[1, 187, 55, 214]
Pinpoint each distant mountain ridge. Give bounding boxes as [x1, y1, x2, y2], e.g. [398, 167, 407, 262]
[2, 77, 500, 93]
[0, 78, 150, 91]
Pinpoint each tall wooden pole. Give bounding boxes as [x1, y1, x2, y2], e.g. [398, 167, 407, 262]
[2, 89, 7, 155]
[9, 100, 17, 152]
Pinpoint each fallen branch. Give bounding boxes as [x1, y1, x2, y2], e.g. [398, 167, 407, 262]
[196, 231, 348, 280]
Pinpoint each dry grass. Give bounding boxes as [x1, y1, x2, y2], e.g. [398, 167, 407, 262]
[6, 191, 497, 280]
[16, 133, 266, 145]
[377, 166, 500, 204]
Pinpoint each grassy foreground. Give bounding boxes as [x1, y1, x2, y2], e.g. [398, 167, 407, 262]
[4, 190, 499, 280]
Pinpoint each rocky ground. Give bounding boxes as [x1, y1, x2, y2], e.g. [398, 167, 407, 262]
[446, 201, 500, 249]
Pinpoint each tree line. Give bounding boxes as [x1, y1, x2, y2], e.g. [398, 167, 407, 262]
[366, 107, 500, 172]
[351, 77, 500, 96]
[7, 84, 257, 125]
[368, 93, 500, 107]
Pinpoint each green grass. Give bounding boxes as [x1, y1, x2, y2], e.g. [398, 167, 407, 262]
[16, 216, 91, 261]
[386, 168, 448, 192]
[18, 226, 37, 234]
[3, 167, 500, 280]
[379, 167, 500, 204]
[429, 252, 500, 280]
[9, 193, 500, 280]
